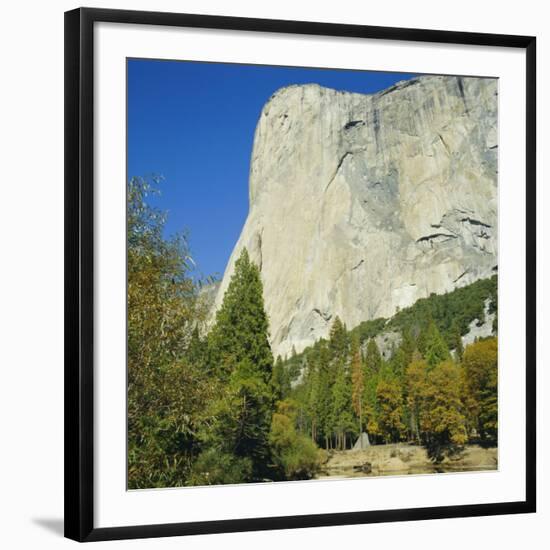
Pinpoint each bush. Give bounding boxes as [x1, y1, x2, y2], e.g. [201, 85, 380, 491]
[187, 448, 252, 486]
[269, 412, 321, 480]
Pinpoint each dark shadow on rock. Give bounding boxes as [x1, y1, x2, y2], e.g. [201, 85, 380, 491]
[32, 518, 64, 537]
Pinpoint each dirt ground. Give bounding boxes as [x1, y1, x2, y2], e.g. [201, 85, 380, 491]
[318, 444, 498, 479]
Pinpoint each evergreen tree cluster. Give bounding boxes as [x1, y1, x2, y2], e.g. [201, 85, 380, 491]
[285, 316, 498, 461]
[286, 275, 497, 387]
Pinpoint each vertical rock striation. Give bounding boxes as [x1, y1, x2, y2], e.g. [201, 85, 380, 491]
[211, 76, 498, 357]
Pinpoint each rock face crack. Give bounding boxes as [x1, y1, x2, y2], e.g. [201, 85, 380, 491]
[324, 151, 353, 193]
[373, 108, 381, 145]
[257, 231, 263, 271]
[312, 308, 332, 323]
[437, 133, 451, 156]
[456, 76, 469, 114]
[250, 229, 264, 272]
[460, 216, 491, 228]
[416, 232, 458, 244]
[350, 259, 365, 271]
[453, 270, 470, 283]
[344, 120, 365, 130]
[377, 78, 419, 97]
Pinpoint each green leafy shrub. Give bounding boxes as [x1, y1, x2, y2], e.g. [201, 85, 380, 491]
[188, 449, 252, 486]
[269, 408, 321, 480]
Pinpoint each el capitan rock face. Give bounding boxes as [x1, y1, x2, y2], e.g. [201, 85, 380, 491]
[211, 76, 498, 357]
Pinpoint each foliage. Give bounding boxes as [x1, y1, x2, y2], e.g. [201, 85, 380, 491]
[203, 249, 275, 481]
[315, 341, 334, 446]
[462, 337, 498, 445]
[389, 276, 497, 348]
[286, 346, 302, 383]
[329, 316, 349, 360]
[285, 276, 497, 372]
[348, 317, 387, 347]
[405, 356, 426, 444]
[272, 355, 291, 401]
[363, 372, 381, 442]
[188, 448, 252, 486]
[350, 335, 365, 434]
[127, 176, 211, 488]
[207, 248, 273, 381]
[376, 372, 405, 443]
[127, 178, 323, 487]
[423, 320, 451, 368]
[200, 359, 273, 479]
[419, 360, 468, 462]
[331, 361, 354, 449]
[365, 339, 382, 373]
[450, 321, 464, 360]
[287, 280, 498, 458]
[128, 173, 498, 485]
[269, 401, 321, 480]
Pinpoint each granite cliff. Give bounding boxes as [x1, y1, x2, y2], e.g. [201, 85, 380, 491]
[211, 75, 498, 357]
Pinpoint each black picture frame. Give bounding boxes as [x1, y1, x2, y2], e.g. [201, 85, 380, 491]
[65, 7, 537, 543]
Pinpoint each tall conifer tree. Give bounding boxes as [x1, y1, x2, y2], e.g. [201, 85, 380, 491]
[205, 248, 274, 480]
[350, 335, 365, 439]
[208, 248, 273, 380]
[329, 316, 348, 360]
[365, 338, 382, 374]
[423, 320, 450, 368]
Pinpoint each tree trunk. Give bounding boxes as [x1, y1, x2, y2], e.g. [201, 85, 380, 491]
[412, 409, 421, 444]
[359, 400, 363, 449]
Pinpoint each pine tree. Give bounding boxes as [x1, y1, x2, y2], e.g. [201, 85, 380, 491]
[389, 347, 406, 380]
[364, 382, 381, 443]
[423, 320, 450, 368]
[287, 345, 301, 382]
[450, 320, 464, 360]
[208, 248, 273, 381]
[204, 248, 274, 480]
[272, 355, 290, 401]
[362, 366, 380, 444]
[401, 327, 416, 366]
[365, 338, 382, 374]
[329, 316, 348, 361]
[315, 341, 333, 448]
[350, 335, 365, 440]
[304, 356, 320, 442]
[331, 360, 352, 449]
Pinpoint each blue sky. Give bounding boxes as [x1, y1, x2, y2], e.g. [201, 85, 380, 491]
[127, 59, 417, 279]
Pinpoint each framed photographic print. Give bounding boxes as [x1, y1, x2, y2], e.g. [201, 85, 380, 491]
[64, 7, 536, 542]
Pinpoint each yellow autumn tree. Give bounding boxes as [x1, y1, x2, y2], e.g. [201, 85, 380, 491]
[462, 337, 498, 444]
[420, 360, 468, 462]
[376, 374, 406, 443]
[405, 354, 429, 444]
